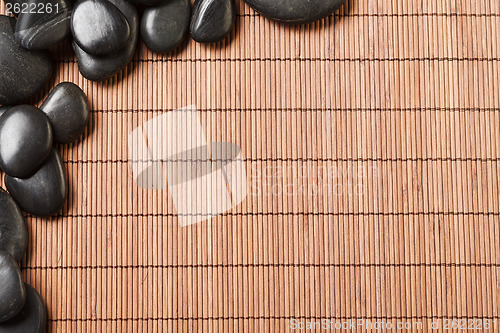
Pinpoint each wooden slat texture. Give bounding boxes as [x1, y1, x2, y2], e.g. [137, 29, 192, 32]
[1, 0, 500, 332]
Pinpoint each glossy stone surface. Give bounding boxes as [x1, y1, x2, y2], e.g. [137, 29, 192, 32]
[141, 0, 190, 53]
[72, 0, 138, 81]
[0, 105, 53, 179]
[41, 82, 90, 144]
[0, 251, 25, 323]
[190, 0, 235, 43]
[0, 16, 52, 106]
[71, 0, 130, 56]
[15, 0, 72, 50]
[0, 189, 27, 263]
[0, 284, 47, 333]
[5, 149, 67, 217]
[243, 0, 345, 24]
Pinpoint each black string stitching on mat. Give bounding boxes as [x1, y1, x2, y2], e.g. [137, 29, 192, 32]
[61, 157, 500, 164]
[90, 107, 500, 113]
[330, 13, 500, 17]
[28, 212, 500, 219]
[22, 263, 500, 270]
[54, 57, 500, 64]
[48, 315, 500, 322]
[239, 13, 500, 18]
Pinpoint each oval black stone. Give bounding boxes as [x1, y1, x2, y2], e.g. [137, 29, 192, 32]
[15, 0, 72, 50]
[5, 148, 67, 217]
[0, 188, 27, 263]
[141, 0, 190, 53]
[72, 0, 138, 81]
[190, 0, 235, 43]
[40, 82, 90, 144]
[0, 251, 25, 323]
[0, 15, 52, 106]
[0, 284, 47, 333]
[71, 0, 130, 56]
[243, 0, 345, 24]
[0, 105, 53, 179]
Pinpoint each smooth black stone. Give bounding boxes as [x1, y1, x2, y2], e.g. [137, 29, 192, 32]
[72, 0, 138, 81]
[190, 0, 235, 43]
[0, 189, 27, 263]
[243, 0, 345, 24]
[0, 16, 52, 106]
[0, 284, 47, 333]
[0, 105, 53, 179]
[141, 0, 190, 53]
[71, 0, 130, 56]
[5, 149, 67, 217]
[40, 82, 90, 144]
[125, 0, 162, 6]
[0, 251, 25, 323]
[15, 0, 72, 50]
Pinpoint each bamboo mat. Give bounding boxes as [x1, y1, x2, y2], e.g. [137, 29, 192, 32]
[1, 0, 500, 332]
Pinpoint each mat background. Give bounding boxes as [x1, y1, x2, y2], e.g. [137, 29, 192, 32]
[1, 0, 500, 332]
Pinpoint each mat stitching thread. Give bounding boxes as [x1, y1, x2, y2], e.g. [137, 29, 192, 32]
[56, 57, 500, 64]
[22, 263, 500, 270]
[48, 315, 500, 322]
[33, 212, 500, 219]
[238, 13, 500, 18]
[90, 107, 500, 113]
[62, 157, 500, 164]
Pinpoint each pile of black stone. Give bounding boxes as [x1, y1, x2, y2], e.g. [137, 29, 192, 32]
[1, 4, 91, 330]
[1, 0, 235, 82]
[0, 82, 90, 217]
[0, 198, 46, 332]
[2, 0, 345, 82]
[0, 82, 89, 332]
